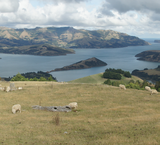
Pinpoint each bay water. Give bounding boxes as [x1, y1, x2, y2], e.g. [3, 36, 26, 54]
[0, 38, 160, 82]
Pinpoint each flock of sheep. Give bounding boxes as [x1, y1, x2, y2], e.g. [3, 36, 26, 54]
[1, 82, 158, 114]
[119, 84, 158, 95]
[0, 84, 22, 92]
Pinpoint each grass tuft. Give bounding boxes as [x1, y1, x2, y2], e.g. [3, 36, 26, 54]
[54, 113, 60, 126]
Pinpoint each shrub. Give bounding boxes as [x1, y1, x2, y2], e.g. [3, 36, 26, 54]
[124, 71, 131, 78]
[48, 76, 55, 81]
[104, 79, 112, 85]
[141, 80, 149, 88]
[11, 73, 28, 81]
[155, 81, 160, 91]
[128, 80, 135, 83]
[103, 72, 121, 80]
[39, 77, 47, 81]
[126, 83, 140, 90]
[112, 81, 120, 87]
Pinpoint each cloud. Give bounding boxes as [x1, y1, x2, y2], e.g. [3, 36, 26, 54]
[103, 0, 160, 14]
[36, 0, 90, 5]
[0, 0, 19, 13]
[0, 0, 159, 38]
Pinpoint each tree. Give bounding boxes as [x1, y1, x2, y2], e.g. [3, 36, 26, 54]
[124, 71, 131, 78]
[39, 77, 47, 81]
[104, 79, 112, 85]
[48, 76, 54, 81]
[11, 73, 27, 81]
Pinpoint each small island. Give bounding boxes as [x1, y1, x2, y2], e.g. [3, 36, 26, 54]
[47, 57, 107, 72]
[135, 50, 160, 62]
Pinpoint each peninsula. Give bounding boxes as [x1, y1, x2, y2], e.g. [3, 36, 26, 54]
[135, 50, 160, 62]
[47, 57, 107, 72]
[132, 65, 160, 83]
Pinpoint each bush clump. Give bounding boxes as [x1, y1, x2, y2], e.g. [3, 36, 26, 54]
[102, 68, 131, 80]
[11, 73, 56, 81]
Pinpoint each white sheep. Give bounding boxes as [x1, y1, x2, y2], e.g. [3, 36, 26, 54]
[150, 89, 158, 95]
[12, 104, 21, 114]
[5, 86, 10, 92]
[145, 86, 151, 91]
[68, 102, 78, 109]
[17, 87, 23, 90]
[119, 84, 126, 90]
[0, 87, 4, 91]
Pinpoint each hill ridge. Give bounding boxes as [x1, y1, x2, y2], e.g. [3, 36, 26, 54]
[0, 26, 150, 48]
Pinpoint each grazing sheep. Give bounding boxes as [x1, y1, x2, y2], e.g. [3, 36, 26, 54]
[68, 102, 78, 109]
[0, 87, 4, 91]
[4, 86, 10, 92]
[17, 87, 23, 90]
[119, 84, 126, 90]
[150, 89, 158, 95]
[145, 86, 151, 91]
[12, 104, 21, 114]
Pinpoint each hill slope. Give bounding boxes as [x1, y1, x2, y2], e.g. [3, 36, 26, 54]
[69, 73, 143, 84]
[0, 44, 75, 56]
[0, 26, 150, 48]
[0, 81, 159, 144]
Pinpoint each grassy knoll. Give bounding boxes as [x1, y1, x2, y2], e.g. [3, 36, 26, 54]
[69, 73, 143, 84]
[0, 81, 160, 144]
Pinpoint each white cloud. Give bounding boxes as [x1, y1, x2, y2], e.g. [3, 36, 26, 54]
[0, 0, 19, 13]
[103, 0, 160, 14]
[0, 0, 159, 38]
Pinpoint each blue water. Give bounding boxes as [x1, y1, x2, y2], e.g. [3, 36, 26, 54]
[0, 38, 160, 82]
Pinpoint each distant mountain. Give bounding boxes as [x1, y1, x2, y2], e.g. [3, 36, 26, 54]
[47, 57, 107, 72]
[154, 40, 160, 43]
[0, 44, 75, 56]
[135, 50, 160, 62]
[0, 26, 150, 48]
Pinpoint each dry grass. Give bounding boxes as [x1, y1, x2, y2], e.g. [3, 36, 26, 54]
[69, 73, 143, 84]
[141, 69, 160, 75]
[0, 81, 160, 144]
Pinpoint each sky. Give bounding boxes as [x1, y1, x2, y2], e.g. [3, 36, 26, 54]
[0, 0, 160, 38]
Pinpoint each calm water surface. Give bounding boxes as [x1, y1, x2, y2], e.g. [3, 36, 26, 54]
[0, 38, 160, 82]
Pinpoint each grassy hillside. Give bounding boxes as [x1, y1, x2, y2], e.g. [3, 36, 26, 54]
[69, 73, 143, 84]
[0, 81, 159, 144]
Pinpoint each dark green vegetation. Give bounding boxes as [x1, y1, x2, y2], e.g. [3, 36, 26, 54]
[48, 57, 107, 72]
[135, 50, 160, 62]
[103, 68, 131, 80]
[10, 71, 57, 81]
[0, 27, 149, 49]
[0, 44, 74, 56]
[132, 65, 160, 83]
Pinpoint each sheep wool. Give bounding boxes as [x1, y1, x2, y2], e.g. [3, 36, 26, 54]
[68, 102, 78, 109]
[12, 104, 21, 114]
[150, 89, 158, 95]
[145, 86, 151, 91]
[119, 84, 126, 90]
